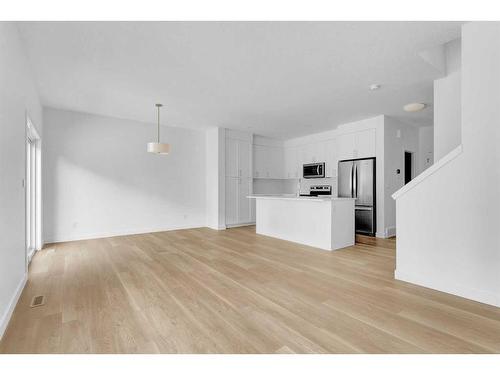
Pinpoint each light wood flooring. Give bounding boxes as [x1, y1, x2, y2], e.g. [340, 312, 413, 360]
[1, 226, 500, 353]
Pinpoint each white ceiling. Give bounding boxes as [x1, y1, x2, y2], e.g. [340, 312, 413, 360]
[18, 21, 462, 139]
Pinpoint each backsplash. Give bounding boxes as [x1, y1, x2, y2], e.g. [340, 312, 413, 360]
[282, 177, 338, 196]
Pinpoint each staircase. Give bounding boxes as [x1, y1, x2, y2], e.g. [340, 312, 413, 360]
[392, 23, 500, 307]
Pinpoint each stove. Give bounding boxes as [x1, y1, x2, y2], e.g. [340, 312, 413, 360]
[300, 185, 332, 197]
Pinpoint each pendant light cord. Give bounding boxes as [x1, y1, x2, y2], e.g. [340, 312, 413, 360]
[157, 105, 160, 143]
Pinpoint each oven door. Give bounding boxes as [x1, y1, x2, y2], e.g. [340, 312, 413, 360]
[303, 163, 325, 178]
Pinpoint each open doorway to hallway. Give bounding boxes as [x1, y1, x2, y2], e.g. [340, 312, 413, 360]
[404, 151, 414, 185]
[26, 116, 41, 266]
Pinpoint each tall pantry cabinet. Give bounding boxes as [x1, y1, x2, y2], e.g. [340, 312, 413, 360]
[225, 130, 254, 227]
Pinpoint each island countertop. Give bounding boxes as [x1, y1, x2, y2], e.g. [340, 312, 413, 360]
[250, 194, 355, 251]
[248, 194, 355, 202]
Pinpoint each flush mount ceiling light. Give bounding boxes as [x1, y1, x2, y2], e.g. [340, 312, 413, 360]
[369, 84, 381, 91]
[404, 102, 426, 112]
[147, 103, 170, 154]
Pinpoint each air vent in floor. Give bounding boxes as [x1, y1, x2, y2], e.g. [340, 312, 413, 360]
[30, 295, 45, 308]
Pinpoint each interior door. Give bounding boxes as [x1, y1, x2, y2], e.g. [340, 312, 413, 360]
[353, 158, 374, 206]
[337, 160, 353, 198]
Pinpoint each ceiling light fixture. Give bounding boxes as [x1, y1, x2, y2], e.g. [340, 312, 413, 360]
[403, 102, 426, 112]
[369, 84, 381, 91]
[147, 104, 170, 154]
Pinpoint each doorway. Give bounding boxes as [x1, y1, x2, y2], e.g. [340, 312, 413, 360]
[26, 116, 41, 266]
[404, 151, 413, 185]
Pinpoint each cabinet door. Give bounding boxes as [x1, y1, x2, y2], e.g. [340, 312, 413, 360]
[225, 138, 239, 177]
[355, 129, 376, 159]
[238, 178, 252, 223]
[225, 177, 239, 225]
[313, 142, 327, 163]
[337, 133, 355, 161]
[298, 144, 308, 165]
[238, 140, 251, 178]
[253, 145, 265, 178]
[268, 147, 283, 179]
[284, 147, 297, 179]
[324, 138, 337, 177]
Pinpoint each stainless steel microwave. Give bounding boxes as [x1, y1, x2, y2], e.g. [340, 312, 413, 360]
[303, 162, 325, 179]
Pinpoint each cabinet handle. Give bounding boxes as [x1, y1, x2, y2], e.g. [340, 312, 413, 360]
[239, 169, 242, 177]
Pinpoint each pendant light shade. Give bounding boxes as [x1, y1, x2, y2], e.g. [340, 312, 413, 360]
[147, 142, 170, 154]
[147, 103, 170, 154]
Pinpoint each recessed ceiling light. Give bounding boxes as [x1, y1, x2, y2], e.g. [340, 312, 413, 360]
[404, 103, 426, 112]
[369, 84, 381, 91]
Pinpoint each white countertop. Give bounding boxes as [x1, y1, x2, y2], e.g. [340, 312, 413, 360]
[248, 194, 355, 202]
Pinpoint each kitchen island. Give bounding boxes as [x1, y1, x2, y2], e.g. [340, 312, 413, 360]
[248, 195, 355, 251]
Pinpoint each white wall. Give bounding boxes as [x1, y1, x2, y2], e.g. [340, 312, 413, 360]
[383, 117, 419, 237]
[418, 126, 434, 172]
[434, 38, 461, 161]
[43, 108, 206, 242]
[205, 127, 226, 229]
[394, 23, 500, 307]
[0, 23, 43, 338]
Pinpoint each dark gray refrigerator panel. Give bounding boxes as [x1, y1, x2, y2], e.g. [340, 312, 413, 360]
[355, 206, 375, 235]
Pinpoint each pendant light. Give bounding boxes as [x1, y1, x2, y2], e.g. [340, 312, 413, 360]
[147, 103, 170, 154]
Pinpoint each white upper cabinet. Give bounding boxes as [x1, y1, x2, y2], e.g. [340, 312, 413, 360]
[251, 128, 376, 182]
[324, 138, 337, 177]
[337, 132, 356, 160]
[337, 129, 376, 160]
[355, 129, 376, 159]
[284, 147, 299, 179]
[269, 147, 284, 179]
[253, 144, 267, 178]
[253, 144, 284, 179]
[300, 142, 325, 164]
[314, 142, 327, 163]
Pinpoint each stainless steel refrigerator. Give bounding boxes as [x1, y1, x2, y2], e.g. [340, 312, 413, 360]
[338, 158, 376, 236]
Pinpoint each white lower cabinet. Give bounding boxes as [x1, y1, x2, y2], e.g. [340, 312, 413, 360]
[225, 177, 253, 226]
[225, 177, 239, 226]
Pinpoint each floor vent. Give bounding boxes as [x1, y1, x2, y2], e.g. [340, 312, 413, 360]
[30, 295, 45, 308]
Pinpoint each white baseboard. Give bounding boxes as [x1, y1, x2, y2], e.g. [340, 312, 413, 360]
[0, 274, 27, 340]
[206, 224, 227, 230]
[395, 269, 500, 308]
[44, 222, 206, 244]
[226, 222, 256, 229]
[375, 227, 396, 239]
[385, 226, 396, 238]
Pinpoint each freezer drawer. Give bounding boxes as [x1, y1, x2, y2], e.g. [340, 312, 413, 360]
[355, 206, 375, 236]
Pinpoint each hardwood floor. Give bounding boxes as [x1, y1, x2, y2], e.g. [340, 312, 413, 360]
[1, 226, 500, 353]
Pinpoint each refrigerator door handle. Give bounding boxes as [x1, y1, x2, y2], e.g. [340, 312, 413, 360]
[353, 163, 358, 198]
[355, 206, 372, 211]
[349, 164, 354, 197]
